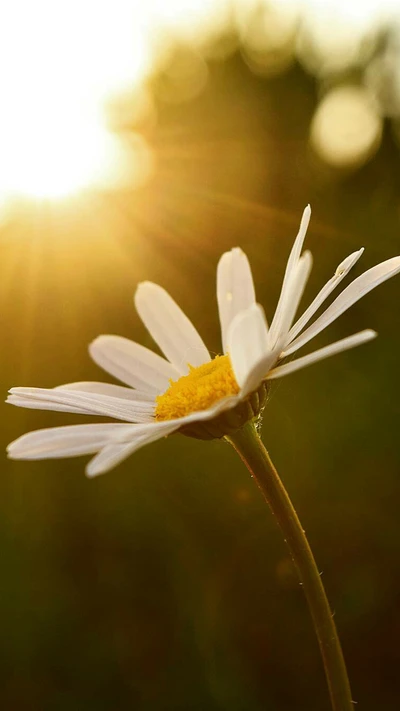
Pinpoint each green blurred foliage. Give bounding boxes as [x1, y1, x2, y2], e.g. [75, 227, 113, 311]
[1, 53, 400, 710]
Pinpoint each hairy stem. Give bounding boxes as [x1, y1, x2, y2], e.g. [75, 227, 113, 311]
[227, 421, 353, 711]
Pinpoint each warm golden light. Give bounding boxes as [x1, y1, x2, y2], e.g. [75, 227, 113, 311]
[310, 86, 382, 169]
[1, 0, 400, 205]
[238, 0, 298, 77]
[0, 0, 235, 204]
[297, 0, 400, 74]
[0, 0, 152, 201]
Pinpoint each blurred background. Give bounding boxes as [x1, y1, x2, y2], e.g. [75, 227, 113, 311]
[1, 1, 400, 709]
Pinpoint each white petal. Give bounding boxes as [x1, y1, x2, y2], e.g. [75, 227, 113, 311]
[8, 374, 267, 474]
[87, 387, 258, 477]
[267, 329, 377, 380]
[134, 282, 210, 373]
[7, 424, 138, 460]
[56, 381, 154, 401]
[227, 304, 279, 395]
[8, 387, 155, 423]
[86, 420, 180, 477]
[241, 351, 279, 396]
[284, 257, 400, 356]
[287, 248, 364, 344]
[268, 205, 311, 346]
[89, 335, 179, 393]
[7, 395, 95, 415]
[269, 250, 313, 349]
[217, 248, 256, 353]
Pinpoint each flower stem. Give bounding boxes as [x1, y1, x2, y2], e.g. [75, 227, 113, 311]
[227, 421, 353, 711]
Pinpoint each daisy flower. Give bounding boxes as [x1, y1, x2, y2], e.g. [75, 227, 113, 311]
[7, 206, 400, 477]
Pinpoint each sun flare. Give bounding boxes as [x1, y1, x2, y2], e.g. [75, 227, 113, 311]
[0, 0, 229, 203]
[0, 0, 399, 203]
[0, 0, 152, 201]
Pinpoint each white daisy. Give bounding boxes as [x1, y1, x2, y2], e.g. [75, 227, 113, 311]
[7, 206, 400, 477]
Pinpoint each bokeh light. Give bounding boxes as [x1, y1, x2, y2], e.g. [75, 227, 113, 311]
[310, 86, 382, 168]
[237, 0, 299, 77]
[1, 0, 400, 205]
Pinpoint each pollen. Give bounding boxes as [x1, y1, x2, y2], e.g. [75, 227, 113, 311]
[155, 355, 240, 421]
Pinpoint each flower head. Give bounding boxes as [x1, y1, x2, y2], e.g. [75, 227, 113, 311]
[7, 206, 400, 476]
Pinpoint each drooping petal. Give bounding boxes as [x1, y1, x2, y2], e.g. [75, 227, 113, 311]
[7, 424, 138, 460]
[286, 248, 364, 344]
[56, 381, 154, 401]
[284, 257, 400, 356]
[268, 205, 311, 346]
[217, 247, 256, 353]
[228, 304, 278, 395]
[267, 330, 377, 380]
[86, 420, 181, 477]
[89, 335, 179, 393]
[134, 282, 210, 373]
[87, 389, 253, 477]
[8, 387, 155, 423]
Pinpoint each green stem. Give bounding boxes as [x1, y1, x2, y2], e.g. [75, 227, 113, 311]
[227, 421, 353, 711]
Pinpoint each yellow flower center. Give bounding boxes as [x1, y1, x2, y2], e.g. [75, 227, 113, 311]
[155, 354, 240, 421]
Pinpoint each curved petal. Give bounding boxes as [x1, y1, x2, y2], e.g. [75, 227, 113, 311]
[228, 304, 277, 394]
[7, 374, 256, 476]
[165, 393, 242, 428]
[268, 205, 311, 346]
[284, 257, 400, 356]
[89, 335, 179, 393]
[8, 387, 155, 423]
[268, 250, 313, 349]
[240, 352, 279, 396]
[87, 389, 251, 478]
[134, 282, 210, 373]
[217, 248, 256, 353]
[56, 381, 154, 401]
[86, 420, 181, 477]
[286, 248, 364, 344]
[7, 424, 138, 460]
[7, 395, 95, 416]
[268, 330, 377, 380]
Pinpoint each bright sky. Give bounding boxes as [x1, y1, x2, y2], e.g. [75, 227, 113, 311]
[0, 0, 399, 203]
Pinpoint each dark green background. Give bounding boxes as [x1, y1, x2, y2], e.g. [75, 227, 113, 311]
[1, 52, 400, 710]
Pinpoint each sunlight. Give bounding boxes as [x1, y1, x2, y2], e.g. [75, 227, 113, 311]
[0, 0, 228, 204]
[0, 0, 151, 201]
[310, 86, 382, 168]
[1, 0, 400, 205]
[0, 112, 118, 200]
